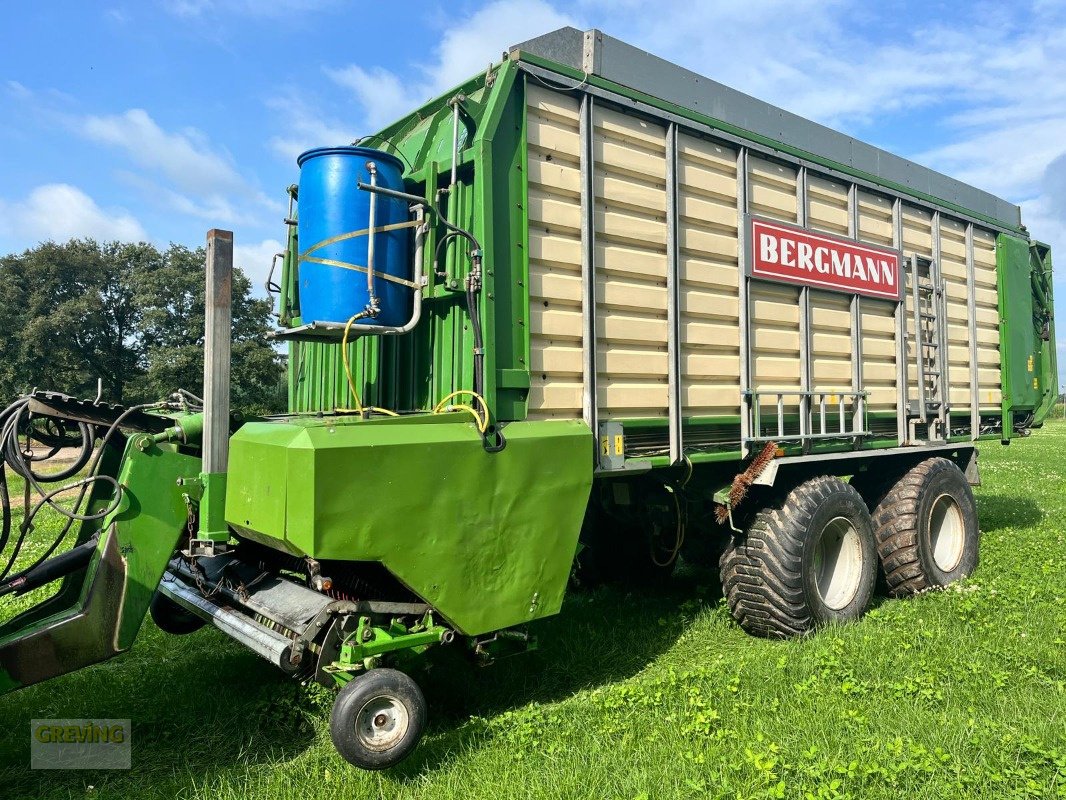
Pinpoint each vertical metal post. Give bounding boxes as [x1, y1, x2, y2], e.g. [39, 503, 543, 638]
[893, 197, 908, 444]
[847, 184, 863, 444]
[965, 223, 980, 439]
[197, 229, 233, 549]
[665, 122, 683, 463]
[932, 210, 948, 435]
[737, 147, 752, 457]
[579, 94, 599, 447]
[797, 166, 811, 446]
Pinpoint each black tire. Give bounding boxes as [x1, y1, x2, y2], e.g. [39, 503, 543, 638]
[871, 457, 979, 596]
[719, 476, 878, 638]
[330, 668, 426, 770]
[149, 590, 205, 635]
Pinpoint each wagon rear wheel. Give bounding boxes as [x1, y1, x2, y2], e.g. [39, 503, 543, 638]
[870, 457, 979, 596]
[719, 475, 878, 638]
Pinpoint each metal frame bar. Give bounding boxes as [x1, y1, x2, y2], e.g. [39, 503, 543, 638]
[932, 210, 949, 433]
[746, 389, 869, 444]
[892, 197, 908, 443]
[797, 166, 812, 449]
[518, 63, 1019, 237]
[911, 253, 929, 427]
[737, 146, 752, 458]
[665, 122, 683, 463]
[965, 222, 980, 439]
[847, 183, 864, 444]
[579, 94, 598, 441]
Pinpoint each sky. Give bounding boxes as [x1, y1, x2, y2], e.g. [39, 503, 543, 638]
[1, 0, 1064, 381]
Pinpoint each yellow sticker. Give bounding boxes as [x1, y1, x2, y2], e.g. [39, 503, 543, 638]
[1034, 378, 1039, 389]
[1028, 355, 1034, 372]
[614, 434, 624, 456]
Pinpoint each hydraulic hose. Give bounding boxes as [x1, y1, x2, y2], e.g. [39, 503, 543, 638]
[0, 397, 161, 585]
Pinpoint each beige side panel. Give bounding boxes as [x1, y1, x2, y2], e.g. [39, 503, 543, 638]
[856, 189, 900, 413]
[973, 228, 1002, 409]
[810, 289, 853, 392]
[749, 157, 801, 394]
[749, 156, 797, 222]
[939, 216, 972, 409]
[677, 133, 741, 416]
[857, 191, 894, 247]
[526, 84, 583, 419]
[807, 179, 854, 405]
[592, 104, 669, 418]
[807, 175, 849, 236]
[901, 205, 934, 403]
[862, 299, 898, 411]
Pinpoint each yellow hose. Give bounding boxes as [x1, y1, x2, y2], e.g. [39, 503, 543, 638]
[432, 390, 489, 431]
[337, 313, 399, 418]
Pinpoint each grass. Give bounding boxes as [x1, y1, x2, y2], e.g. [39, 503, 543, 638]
[2, 423, 1066, 799]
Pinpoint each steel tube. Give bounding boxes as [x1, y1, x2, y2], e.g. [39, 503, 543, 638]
[159, 574, 296, 669]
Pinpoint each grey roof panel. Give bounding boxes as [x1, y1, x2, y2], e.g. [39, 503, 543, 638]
[510, 28, 1021, 228]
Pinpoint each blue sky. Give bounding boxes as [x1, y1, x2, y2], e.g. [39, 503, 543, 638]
[2, 0, 1064, 380]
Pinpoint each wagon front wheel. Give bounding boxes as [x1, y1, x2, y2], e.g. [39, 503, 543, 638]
[719, 475, 878, 638]
[330, 668, 426, 770]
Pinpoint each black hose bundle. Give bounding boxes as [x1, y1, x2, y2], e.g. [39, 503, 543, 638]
[0, 395, 157, 593]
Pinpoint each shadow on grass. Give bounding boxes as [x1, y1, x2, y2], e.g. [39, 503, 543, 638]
[0, 563, 720, 792]
[975, 494, 1044, 532]
[0, 635, 316, 798]
[392, 562, 720, 776]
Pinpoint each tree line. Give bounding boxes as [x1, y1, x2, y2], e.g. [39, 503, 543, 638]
[0, 239, 285, 414]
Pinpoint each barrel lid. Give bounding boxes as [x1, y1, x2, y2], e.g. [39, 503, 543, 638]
[297, 145, 405, 172]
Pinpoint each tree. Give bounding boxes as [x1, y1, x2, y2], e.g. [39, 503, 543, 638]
[0, 239, 284, 414]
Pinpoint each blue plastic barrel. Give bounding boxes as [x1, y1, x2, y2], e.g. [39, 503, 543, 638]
[296, 146, 411, 327]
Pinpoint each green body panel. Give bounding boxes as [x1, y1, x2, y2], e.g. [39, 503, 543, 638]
[0, 439, 200, 694]
[996, 234, 1057, 434]
[111, 442, 204, 644]
[286, 61, 529, 423]
[225, 414, 593, 636]
[277, 51, 1039, 475]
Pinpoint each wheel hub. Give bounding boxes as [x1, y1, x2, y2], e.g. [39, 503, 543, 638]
[928, 493, 965, 572]
[356, 695, 410, 752]
[813, 516, 864, 610]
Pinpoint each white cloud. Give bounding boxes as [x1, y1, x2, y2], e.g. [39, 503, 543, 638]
[81, 109, 245, 197]
[323, 65, 420, 133]
[234, 237, 285, 295]
[5, 80, 31, 99]
[0, 184, 146, 244]
[425, 0, 579, 96]
[266, 91, 356, 162]
[306, 1, 581, 134]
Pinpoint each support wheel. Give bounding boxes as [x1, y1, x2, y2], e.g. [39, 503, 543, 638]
[871, 457, 979, 596]
[720, 476, 877, 638]
[330, 668, 426, 770]
[149, 590, 205, 635]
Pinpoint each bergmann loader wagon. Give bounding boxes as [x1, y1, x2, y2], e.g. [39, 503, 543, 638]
[0, 28, 1057, 769]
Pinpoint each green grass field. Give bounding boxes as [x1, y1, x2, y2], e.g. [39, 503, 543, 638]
[2, 422, 1065, 799]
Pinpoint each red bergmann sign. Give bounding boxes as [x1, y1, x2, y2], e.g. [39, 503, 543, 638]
[748, 216, 903, 301]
